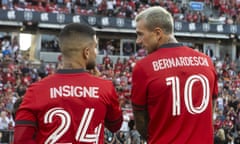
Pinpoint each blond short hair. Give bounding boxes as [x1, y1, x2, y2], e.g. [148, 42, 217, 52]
[135, 6, 174, 34]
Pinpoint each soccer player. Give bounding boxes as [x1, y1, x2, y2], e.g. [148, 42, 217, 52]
[14, 23, 123, 144]
[131, 6, 218, 144]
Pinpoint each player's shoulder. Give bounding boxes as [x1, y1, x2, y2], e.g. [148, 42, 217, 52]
[27, 74, 56, 89]
[133, 57, 146, 70]
[90, 75, 114, 86]
[192, 49, 212, 60]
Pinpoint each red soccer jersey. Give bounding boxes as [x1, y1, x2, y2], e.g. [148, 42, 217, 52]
[131, 43, 218, 144]
[15, 69, 122, 144]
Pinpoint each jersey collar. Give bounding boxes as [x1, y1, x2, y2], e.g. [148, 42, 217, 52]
[159, 43, 183, 49]
[56, 69, 87, 74]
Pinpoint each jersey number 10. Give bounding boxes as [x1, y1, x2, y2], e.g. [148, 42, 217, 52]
[166, 74, 210, 116]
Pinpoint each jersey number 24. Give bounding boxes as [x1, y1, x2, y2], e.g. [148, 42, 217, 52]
[44, 107, 102, 144]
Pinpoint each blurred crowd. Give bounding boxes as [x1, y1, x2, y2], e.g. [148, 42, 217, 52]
[0, 33, 240, 143]
[0, 0, 240, 143]
[0, 0, 240, 24]
[213, 54, 240, 144]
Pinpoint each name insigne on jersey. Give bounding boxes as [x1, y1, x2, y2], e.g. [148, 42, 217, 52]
[50, 85, 99, 98]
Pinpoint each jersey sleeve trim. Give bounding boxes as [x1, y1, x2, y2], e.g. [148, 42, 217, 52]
[105, 115, 123, 132]
[105, 116, 122, 125]
[15, 120, 37, 128]
[213, 94, 218, 99]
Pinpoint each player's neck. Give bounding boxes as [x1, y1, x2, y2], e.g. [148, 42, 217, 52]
[167, 35, 178, 43]
[158, 35, 178, 49]
[63, 62, 85, 69]
[62, 56, 86, 69]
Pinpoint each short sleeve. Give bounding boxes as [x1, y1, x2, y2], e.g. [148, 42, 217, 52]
[131, 63, 148, 111]
[105, 82, 123, 132]
[15, 86, 37, 128]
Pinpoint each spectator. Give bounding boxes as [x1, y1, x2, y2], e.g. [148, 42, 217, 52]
[123, 42, 134, 56]
[0, 0, 239, 24]
[205, 46, 214, 58]
[128, 120, 141, 144]
[38, 59, 47, 78]
[235, 131, 240, 144]
[120, 111, 130, 132]
[0, 111, 12, 130]
[214, 128, 227, 144]
[0, 132, 2, 142]
[106, 40, 115, 55]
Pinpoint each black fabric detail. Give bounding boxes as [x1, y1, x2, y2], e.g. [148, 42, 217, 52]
[56, 69, 87, 74]
[15, 120, 37, 127]
[132, 103, 147, 110]
[105, 117, 123, 125]
[159, 43, 183, 49]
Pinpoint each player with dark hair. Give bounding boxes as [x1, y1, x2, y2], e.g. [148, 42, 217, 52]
[131, 6, 218, 144]
[14, 23, 123, 144]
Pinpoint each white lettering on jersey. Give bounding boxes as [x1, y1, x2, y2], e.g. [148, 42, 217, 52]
[152, 56, 209, 71]
[50, 86, 99, 99]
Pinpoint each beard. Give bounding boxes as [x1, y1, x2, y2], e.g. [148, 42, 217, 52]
[86, 60, 96, 70]
[148, 43, 159, 54]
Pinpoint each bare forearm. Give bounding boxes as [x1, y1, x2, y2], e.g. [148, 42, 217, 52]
[133, 110, 148, 140]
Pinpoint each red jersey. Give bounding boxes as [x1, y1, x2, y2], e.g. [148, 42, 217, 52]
[131, 43, 218, 144]
[15, 69, 123, 144]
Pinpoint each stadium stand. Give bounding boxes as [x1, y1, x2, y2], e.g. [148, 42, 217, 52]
[1, 0, 240, 24]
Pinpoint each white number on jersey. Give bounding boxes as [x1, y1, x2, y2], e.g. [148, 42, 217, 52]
[166, 74, 210, 116]
[44, 107, 102, 144]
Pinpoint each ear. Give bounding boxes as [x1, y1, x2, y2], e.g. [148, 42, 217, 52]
[83, 47, 90, 60]
[153, 27, 163, 41]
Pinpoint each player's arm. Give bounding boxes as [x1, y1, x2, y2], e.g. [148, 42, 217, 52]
[105, 82, 123, 132]
[132, 106, 148, 140]
[14, 86, 38, 144]
[14, 109, 38, 144]
[14, 126, 37, 144]
[105, 117, 123, 132]
[131, 63, 148, 140]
